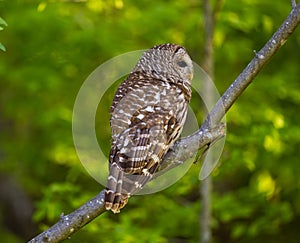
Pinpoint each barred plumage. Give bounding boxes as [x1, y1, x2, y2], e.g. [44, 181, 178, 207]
[105, 43, 193, 213]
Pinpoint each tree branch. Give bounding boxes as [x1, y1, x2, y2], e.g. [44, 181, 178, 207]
[29, 4, 300, 243]
[203, 3, 300, 127]
[29, 190, 106, 243]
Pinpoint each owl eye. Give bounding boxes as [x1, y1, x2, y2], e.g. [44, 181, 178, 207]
[177, 60, 187, 67]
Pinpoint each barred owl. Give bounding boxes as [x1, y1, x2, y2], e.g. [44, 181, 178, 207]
[105, 43, 193, 213]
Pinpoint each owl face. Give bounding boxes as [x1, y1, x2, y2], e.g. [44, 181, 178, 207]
[172, 46, 194, 82]
[133, 43, 193, 85]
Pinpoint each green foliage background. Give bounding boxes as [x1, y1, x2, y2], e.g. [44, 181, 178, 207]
[0, 0, 299, 242]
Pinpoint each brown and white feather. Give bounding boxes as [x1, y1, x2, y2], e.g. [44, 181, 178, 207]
[105, 44, 193, 213]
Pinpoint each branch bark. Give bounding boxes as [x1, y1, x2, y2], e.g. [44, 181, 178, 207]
[29, 4, 300, 243]
[29, 191, 106, 243]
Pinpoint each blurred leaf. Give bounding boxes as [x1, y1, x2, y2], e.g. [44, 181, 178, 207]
[0, 17, 8, 26]
[0, 43, 6, 51]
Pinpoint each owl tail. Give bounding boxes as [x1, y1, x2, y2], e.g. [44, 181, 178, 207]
[105, 162, 130, 213]
[105, 160, 159, 213]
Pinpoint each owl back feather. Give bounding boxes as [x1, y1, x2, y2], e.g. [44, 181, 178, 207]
[105, 44, 193, 213]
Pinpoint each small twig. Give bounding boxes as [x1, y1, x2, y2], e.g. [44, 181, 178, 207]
[157, 123, 225, 174]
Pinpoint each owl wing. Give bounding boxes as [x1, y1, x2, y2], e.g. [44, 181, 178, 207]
[105, 105, 181, 213]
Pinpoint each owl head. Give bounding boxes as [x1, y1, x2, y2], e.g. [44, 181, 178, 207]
[133, 43, 193, 85]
